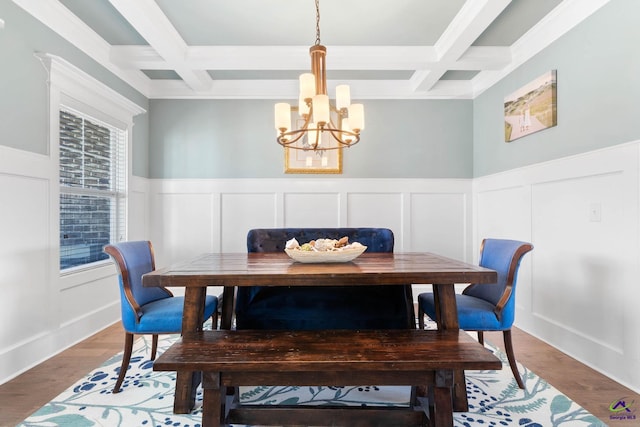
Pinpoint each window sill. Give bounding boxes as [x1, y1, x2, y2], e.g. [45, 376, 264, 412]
[59, 260, 117, 291]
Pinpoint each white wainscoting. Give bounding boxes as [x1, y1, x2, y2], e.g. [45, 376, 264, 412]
[0, 146, 147, 384]
[129, 176, 151, 241]
[0, 146, 56, 384]
[6, 141, 640, 394]
[473, 141, 640, 393]
[148, 178, 474, 299]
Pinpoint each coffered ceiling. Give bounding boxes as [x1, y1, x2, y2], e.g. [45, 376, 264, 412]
[12, 0, 610, 99]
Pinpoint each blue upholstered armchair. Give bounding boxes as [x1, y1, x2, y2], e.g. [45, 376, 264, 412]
[417, 238, 533, 388]
[234, 228, 415, 330]
[104, 241, 218, 393]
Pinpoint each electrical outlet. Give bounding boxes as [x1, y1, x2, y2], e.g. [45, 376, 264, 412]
[589, 203, 601, 222]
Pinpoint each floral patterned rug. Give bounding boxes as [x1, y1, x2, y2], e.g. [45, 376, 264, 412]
[19, 332, 605, 427]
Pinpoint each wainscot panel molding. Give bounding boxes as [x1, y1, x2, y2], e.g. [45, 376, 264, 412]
[129, 175, 151, 241]
[7, 141, 640, 393]
[0, 141, 150, 384]
[148, 178, 474, 299]
[473, 140, 640, 394]
[0, 145, 55, 384]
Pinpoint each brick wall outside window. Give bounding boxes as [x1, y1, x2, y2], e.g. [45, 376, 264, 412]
[59, 109, 125, 270]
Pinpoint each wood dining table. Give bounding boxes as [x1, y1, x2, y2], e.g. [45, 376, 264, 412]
[142, 251, 498, 416]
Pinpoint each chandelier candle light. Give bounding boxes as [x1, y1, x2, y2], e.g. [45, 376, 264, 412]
[275, 0, 364, 151]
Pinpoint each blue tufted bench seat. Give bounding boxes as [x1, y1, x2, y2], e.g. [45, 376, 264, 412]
[234, 228, 415, 330]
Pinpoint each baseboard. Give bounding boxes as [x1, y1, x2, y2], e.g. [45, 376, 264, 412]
[0, 302, 120, 385]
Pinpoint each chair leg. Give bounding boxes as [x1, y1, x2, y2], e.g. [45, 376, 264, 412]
[151, 334, 159, 360]
[113, 332, 134, 393]
[212, 311, 219, 330]
[477, 331, 484, 345]
[418, 306, 425, 329]
[503, 329, 525, 389]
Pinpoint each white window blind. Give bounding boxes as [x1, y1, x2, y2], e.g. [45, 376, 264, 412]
[59, 108, 126, 270]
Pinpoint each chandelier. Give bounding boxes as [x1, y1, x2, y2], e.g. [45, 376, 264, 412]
[274, 0, 364, 151]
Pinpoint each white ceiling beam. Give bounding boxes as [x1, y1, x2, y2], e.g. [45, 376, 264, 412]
[472, 0, 612, 97]
[321, 46, 437, 71]
[111, 45, 509, 72]
[435, 0, 512, 61]
[108, 0, 212, 92]
[112, 46, 437, 71]
[146, 78, 475, 100]
[412, 0, 511, 92]
[456, 47, 511, 70]
[13, 0, 606, 100]
[11, 0, 150, 96]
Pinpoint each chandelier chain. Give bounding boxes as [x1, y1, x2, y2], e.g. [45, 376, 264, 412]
[315, 0, 321, 45]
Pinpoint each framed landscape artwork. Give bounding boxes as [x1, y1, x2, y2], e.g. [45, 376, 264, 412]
[504, 70, 557, 142]
[284, 107, 343, 174]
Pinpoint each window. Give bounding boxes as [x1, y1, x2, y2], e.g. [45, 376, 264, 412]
[37, 53, 145, 272]
[59, 109, 126, 270]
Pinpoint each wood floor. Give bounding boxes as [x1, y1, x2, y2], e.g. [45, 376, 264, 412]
[1, 322, 638, 426]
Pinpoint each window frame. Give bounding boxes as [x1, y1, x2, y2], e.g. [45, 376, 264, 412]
[38, 53, 146, 275]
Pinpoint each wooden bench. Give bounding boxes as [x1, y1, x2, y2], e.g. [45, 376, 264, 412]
[153, 329, 501, 427]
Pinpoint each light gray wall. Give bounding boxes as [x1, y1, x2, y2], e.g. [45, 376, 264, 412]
[473, 0, 640, 177]
[148, 99, 474, 179]
[0, 1, 149, 172]
[4, 0, 638, 180]
[132, 113, 150, 177]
